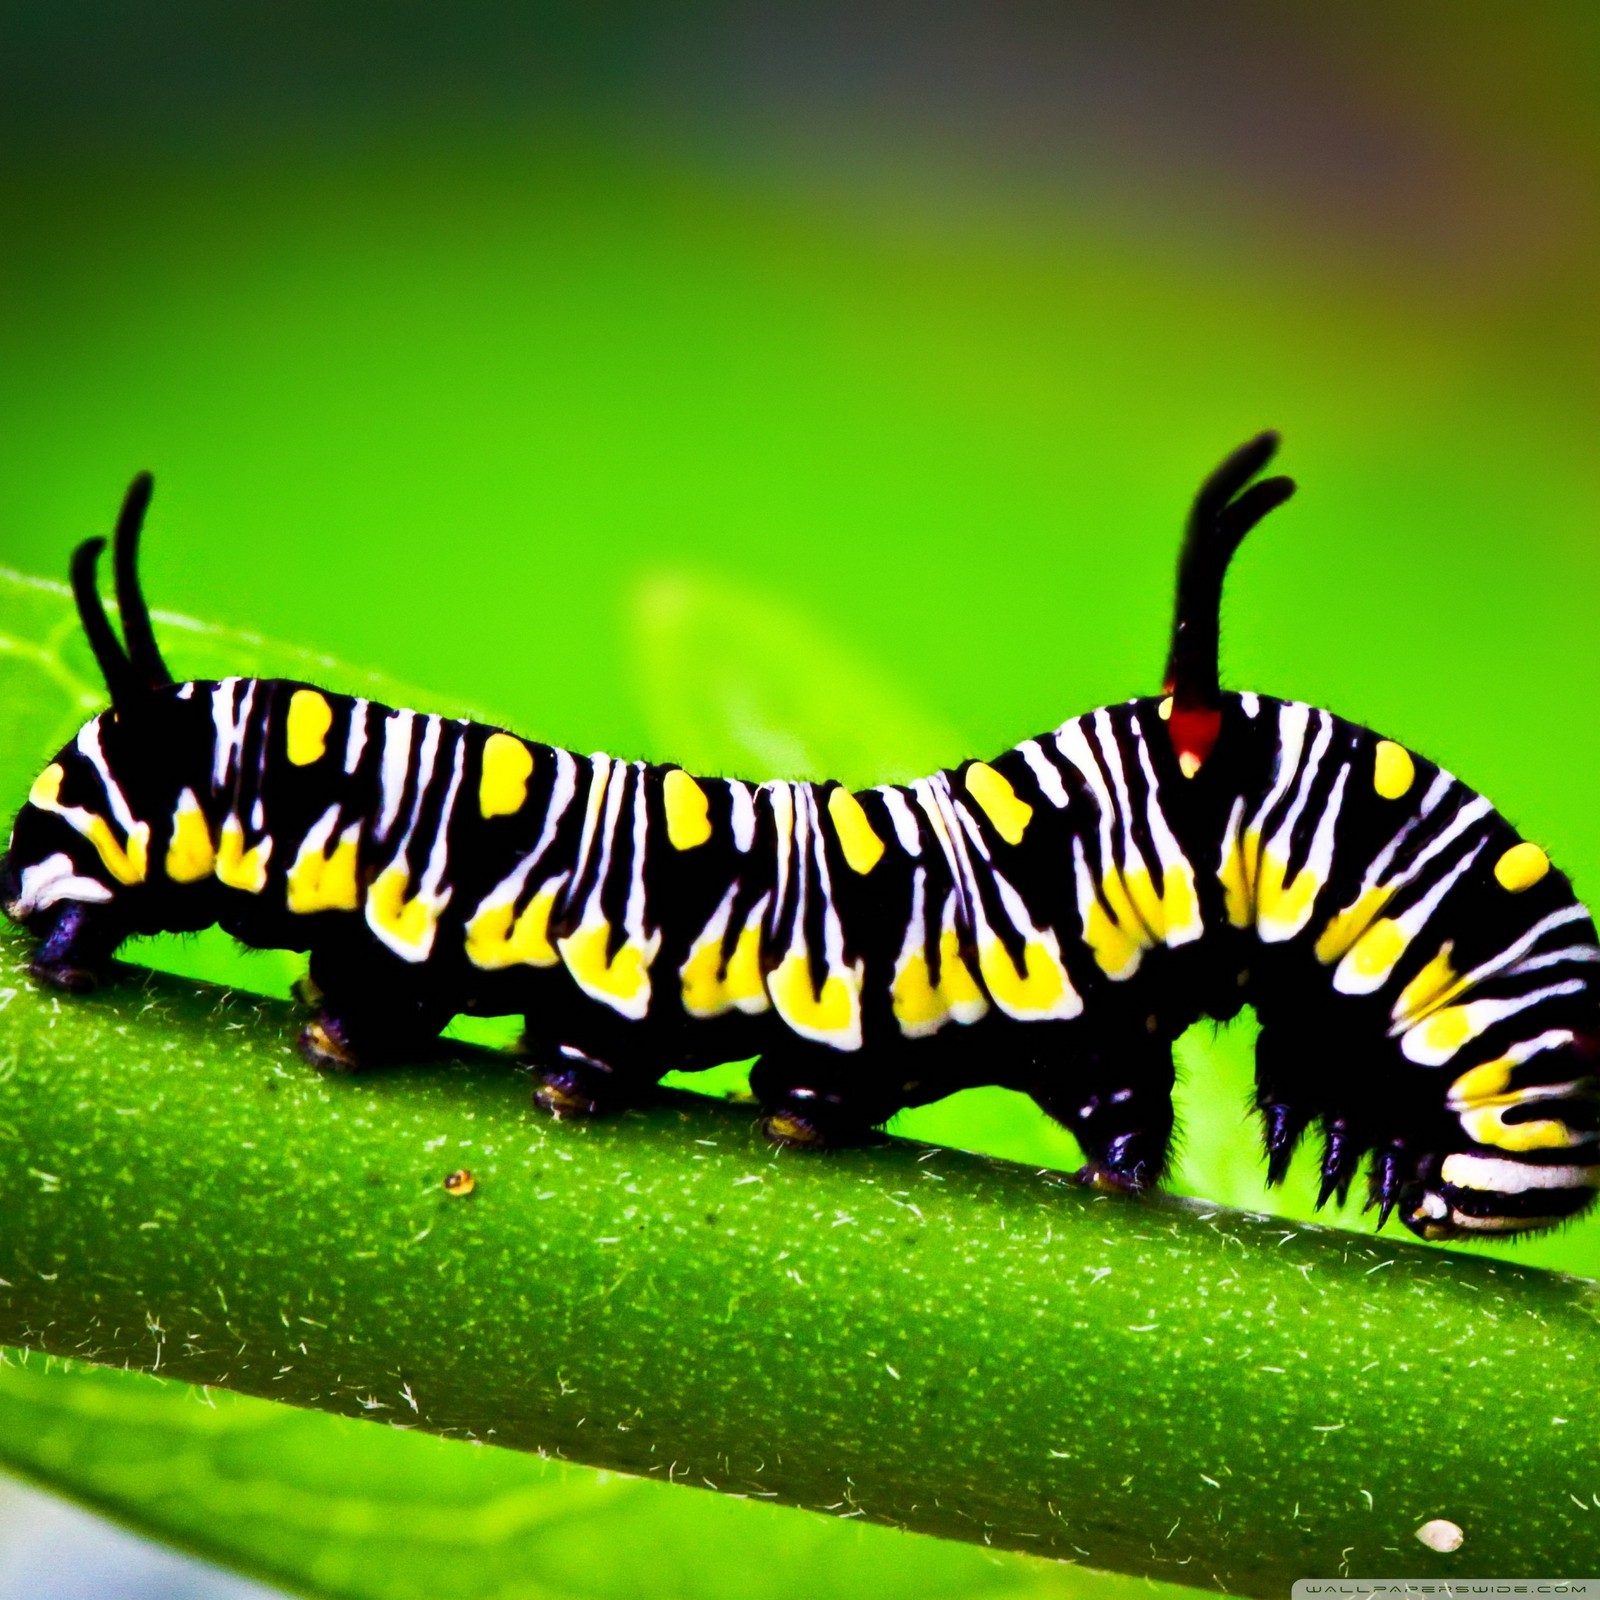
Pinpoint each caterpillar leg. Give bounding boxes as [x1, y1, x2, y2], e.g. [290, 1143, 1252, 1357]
[297, 949, 451, 1072]
[1365, 1141, 1426, 1232]
[25, 901, 123, 994]
[1254, 1024, 1318, 1187]
[750, 1047, 898, 1150]
[298, 998, 452, 1073]
[527, 1042, 660, 1120]
[1257, 1021, 1419, 1222]
[1033, 1040, 1176, 1193]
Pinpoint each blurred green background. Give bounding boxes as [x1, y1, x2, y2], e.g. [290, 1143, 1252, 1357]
[4, 3, 1600, 1595]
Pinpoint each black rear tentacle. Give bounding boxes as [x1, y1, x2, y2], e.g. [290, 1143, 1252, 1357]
[1163, 431, 1295, 712]
[110, 471, 170, 691]
[69, 536, 142, 707]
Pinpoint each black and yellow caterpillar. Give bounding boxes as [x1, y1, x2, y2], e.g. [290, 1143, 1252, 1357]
[5, 437, 1597, 1240]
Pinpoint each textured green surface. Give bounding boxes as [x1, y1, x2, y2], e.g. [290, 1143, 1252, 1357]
[0, 1354, 1123, 1600]
[0, 940, 1597, 1594]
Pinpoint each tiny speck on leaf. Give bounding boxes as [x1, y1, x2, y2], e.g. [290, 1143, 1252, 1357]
[444, 1169, 475, 1197]
[1415, 1518, 1463, 1553]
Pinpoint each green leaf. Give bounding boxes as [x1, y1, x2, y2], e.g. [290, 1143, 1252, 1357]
[630, 569, 967, 787]
[0, 1354, 1133, 1600]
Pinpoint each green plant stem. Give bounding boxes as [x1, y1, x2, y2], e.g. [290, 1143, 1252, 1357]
[0, 931, 1596, 1595]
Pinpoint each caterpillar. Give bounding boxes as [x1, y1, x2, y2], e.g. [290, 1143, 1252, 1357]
[4, 436, 1598, 1242]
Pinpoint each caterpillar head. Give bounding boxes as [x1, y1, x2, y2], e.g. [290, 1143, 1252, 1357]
[2, 474, 181, 979]
[6, 681, 226, 997]
[7, 712, 153, 903]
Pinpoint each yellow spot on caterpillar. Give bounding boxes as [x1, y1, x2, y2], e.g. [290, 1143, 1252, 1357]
[1122, 865, 1165, 940]
[1392, 942, 1461, 1027]
[1373, 740, 1414, 800]
[891, 929, 987, 1037]
[723, 920, 768, 1011]
[1177, 750, 1202, 779]
[94, 817, 148, 885]
[1097, 868, 1145, 947]
[1448, 1057, 1514, 1106]
[558, 911, 659, 1019]
[1161, 862, 1201, 942]
[28, 762, 149, 885]
[1253, 848, 1321, 942]
[165, 790, 215, 883]
[365, 864, 438, 958]
[1315, 886, 1392, 964]
[443, 1168, 475, 1196]
[1157, 696, 1173, 721]
[680, 909, 770, 1018]
[286, 826, 360, 913]
[1083, 895, 1144, 980]
[977, 934, 1077, 1021]
[1081, 855, 1165, 981]
[677, 932, 726, 1017]
[1495, 841, 1549, 893]
[663, 769, 713, 851]
[1406, 1002, 1476, 1065]
[1219, 826, 1253, 930]
[890, 953, 942, 1034]
[964, 762, 1032, 846]
[1444, 1059, 1592, 1156]
[285, 689, 333, 766]
[464, 880, 563, 970]
[1113, 857, 1201, 949]
[479, 733, 534, 819]
[1459, 1104, 1576, 1152]
[28, 763, 63, 810]
[938, 931, 986, 1011]
[216, 815, 271, 894]
[768, 948, 863, 1048]
[827, 787, 884, 874]
[1344, 917, 1407, 982]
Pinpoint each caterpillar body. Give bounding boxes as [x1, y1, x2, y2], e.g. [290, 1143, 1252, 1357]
[4, 437, 1597, 1241]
